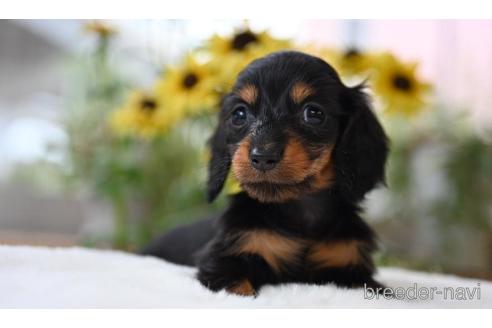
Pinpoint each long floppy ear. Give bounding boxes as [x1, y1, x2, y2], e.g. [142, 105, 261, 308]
[334, 84, 389, 202]
[206, 97, 233, 202]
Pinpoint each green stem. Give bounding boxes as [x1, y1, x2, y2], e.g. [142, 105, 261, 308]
[137, 215, 153, 248]
[112, 195, 129, 249]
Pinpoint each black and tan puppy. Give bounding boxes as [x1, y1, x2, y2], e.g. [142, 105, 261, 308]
[143, 51, 389, 296]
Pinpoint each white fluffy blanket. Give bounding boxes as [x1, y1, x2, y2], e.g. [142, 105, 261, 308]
[0, 245, 490, 308]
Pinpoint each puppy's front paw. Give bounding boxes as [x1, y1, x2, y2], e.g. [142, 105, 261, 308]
[197, 269, 256, 297]
[226, 279, 256, 297]
[197, 267, 232, 291]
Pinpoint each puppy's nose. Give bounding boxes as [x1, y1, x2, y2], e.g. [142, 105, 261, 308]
[250, 146, 281, 171]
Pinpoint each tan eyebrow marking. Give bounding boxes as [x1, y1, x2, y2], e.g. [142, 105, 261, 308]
[236, 84, 258, 105]
[290, 82, 314, 104]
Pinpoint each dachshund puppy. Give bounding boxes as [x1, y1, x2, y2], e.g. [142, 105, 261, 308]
[142, 51, 389, 296]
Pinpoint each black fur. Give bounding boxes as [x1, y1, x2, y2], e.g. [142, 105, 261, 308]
[142, 51, 389, 296]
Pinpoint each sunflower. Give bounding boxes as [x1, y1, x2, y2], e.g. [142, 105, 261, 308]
[155, 56, 219, 117]
[311, 47, 376, 78]
[335, 48, 376, 77]
[206, 29, 292, 91]
[84, 20, 117, 38]
[109, 90, 182, 138]
[209, 29, 290, 57]
[371, 54, 431, 117]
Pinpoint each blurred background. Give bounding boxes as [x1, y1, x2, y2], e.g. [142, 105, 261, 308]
[0, 19, 491, 280]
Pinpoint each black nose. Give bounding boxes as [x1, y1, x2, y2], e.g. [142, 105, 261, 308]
[250, 146, 282, 171]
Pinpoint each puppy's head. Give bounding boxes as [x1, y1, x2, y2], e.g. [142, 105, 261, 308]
[207, 51, 388, 203]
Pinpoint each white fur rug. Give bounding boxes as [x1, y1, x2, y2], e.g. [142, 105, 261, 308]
[0, 245, 490, 308]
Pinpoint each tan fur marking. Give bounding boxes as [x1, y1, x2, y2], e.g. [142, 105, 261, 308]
[232, 230, 306, 273]
[232, 136, 251, 171]
[237, 84, 258, 105]
[307, 240, 361, 268]
[309, 146, 335, 190]
[280, 137, 312, 182]
[231, 133, 335, 202]
[290, 82, 314, 104]
[232, 136, 312, 185]
[227, 279, 256, 297]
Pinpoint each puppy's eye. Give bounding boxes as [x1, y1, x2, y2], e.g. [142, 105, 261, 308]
[302, 104, 325, 125]
[231, 105, 248, 127]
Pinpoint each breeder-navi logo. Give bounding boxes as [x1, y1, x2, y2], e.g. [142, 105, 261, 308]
[364, 283, 482, 301]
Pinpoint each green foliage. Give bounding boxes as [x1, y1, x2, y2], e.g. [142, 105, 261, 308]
[377, 108, 492, 274]
[435, 135, 492, 229]
[62, 31, 219, 249]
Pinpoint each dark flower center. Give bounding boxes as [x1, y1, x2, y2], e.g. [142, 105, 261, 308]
[231, 31, 259, 51]
[343, 48, 361, 59]
[182, 73, 199, 89]
[140, 98, 157, 112]
[392, 74, 413, 91]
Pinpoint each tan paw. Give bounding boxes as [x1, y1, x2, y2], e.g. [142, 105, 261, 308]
[226, 279, 256, 297]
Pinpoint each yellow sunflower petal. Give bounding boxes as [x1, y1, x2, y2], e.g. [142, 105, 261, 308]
[225, 171, 242, 195]
[84, 21, 117, 37]
[306, 46, 377, 78]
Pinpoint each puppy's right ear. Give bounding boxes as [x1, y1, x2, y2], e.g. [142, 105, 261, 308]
[206, 96, 232, 202]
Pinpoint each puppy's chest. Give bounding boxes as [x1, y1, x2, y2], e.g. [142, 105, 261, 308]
[230, 230, 362, 273]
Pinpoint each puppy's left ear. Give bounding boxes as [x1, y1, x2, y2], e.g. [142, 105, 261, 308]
[334, 84, 389, 202]
[206, 97, 232, 203]
[206, 126, 231, 202]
